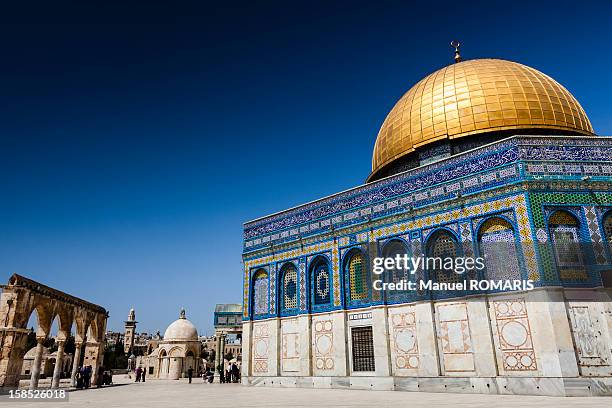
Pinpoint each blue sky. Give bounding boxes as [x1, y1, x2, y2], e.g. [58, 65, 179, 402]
[1, 1, 611, 335]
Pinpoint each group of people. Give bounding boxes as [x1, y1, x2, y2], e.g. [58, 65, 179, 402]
[75, 365, 92, 389]
[75, 365, 112, 389]
[131, 364, 239, 384]
[134, 366, 146, 382]
[218, 362, 240, 383]
[200, 363, 240, 384]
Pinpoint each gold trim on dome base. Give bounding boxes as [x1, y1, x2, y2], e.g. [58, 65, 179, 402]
[369, 59, 594, 181]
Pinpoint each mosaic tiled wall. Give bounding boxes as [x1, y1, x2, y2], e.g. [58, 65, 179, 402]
[528, 190, 612, 283]
[243, 136, 612, 319]
[245, 137, 612, 252]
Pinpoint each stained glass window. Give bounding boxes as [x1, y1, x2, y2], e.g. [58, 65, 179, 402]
[426, 230, 461, 284]
[348, 252, 367, 301]
[282, 265, 298, 310]
[252, 270, 269, 315]
[478, 218, 521, 280]
[313, 263, 331, 305]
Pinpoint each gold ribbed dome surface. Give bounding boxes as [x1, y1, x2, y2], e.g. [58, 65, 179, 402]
[371, 59, 593, 178]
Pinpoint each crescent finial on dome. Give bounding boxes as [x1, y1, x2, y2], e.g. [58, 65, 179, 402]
[451, 40, 462, 63]
[180, 308, 186, 319]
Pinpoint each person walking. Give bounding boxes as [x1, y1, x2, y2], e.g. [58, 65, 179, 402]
[84, 366, 91, 389]
[97, 366, 104, 387]
[217, 364, 225, 384]
[231, 363, 239, 383]
[76, 367, 83, 389]
[141, 368, 146, 383]
[187, 367, 193, 384]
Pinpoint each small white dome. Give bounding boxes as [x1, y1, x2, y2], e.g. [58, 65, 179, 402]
[163, 309, 198, 341]
[24, 346, 49, 359]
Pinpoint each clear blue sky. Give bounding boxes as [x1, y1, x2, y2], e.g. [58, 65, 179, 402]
[1, 1, 611, 335]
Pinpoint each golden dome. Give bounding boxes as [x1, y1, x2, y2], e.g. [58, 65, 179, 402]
[370, 59, 594, 180]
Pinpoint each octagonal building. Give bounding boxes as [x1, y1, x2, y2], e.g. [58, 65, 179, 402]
[241, 57, 612, 396]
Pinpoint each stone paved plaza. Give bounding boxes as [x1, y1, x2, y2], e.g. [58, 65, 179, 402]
[6, 376, 612, 408]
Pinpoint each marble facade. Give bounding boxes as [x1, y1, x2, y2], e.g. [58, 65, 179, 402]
[240, 135, 612, 396]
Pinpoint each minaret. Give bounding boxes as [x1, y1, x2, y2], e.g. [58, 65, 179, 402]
[124, 308, 137, 354]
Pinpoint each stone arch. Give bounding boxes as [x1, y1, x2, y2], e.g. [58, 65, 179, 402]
[74, 311, 88, 344]
[26, 303, 53, 338]
[158, 348, 169, 378]
[167, 347, 184, 380]
[54, 307, 74, 340]
[0, 274, 108, 389]
[85, 316, 100, 343]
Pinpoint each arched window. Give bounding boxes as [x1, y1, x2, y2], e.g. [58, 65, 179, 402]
[548, 210, 585, 279]
[603, 212, 612, 255]
[426, 229, 461, 284]
[280, 264, 298, 311]
[252, 270, 269, 316]
[382, 240, 409, 284]
[311, 258, 331, 306]
[478, 217, 521, 280]
[347, 251, 368, 301]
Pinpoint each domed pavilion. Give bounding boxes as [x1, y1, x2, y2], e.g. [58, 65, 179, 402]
[139, 309, 201, 380]
[241, 51, 612, 396]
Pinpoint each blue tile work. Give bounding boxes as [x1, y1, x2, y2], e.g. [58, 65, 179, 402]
[299, 257, 307, 311]
[269, 263, 276, 314]
[244, 137, 612, 252]
[242, 136, 612, 319]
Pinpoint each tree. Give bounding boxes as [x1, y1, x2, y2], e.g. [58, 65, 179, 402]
[45, 338, 57, 352]
[64, 335, 76, 355]
[102, 339, 128, 369]
[22, 328, 37, 357]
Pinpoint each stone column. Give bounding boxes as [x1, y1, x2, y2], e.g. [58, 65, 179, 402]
[88, 342, 103, 387]
[70, 342, 82, 387]
[240, 322, 252, 380]
[214, 333, 222, 368]
[29, 337, 45, 390]
[51, 340, 65, 389]
[0, 328, 29, 388]
[220, 334, 226, 366]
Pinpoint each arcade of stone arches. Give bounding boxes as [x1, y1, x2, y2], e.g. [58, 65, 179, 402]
[0, 274, 108, 389]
